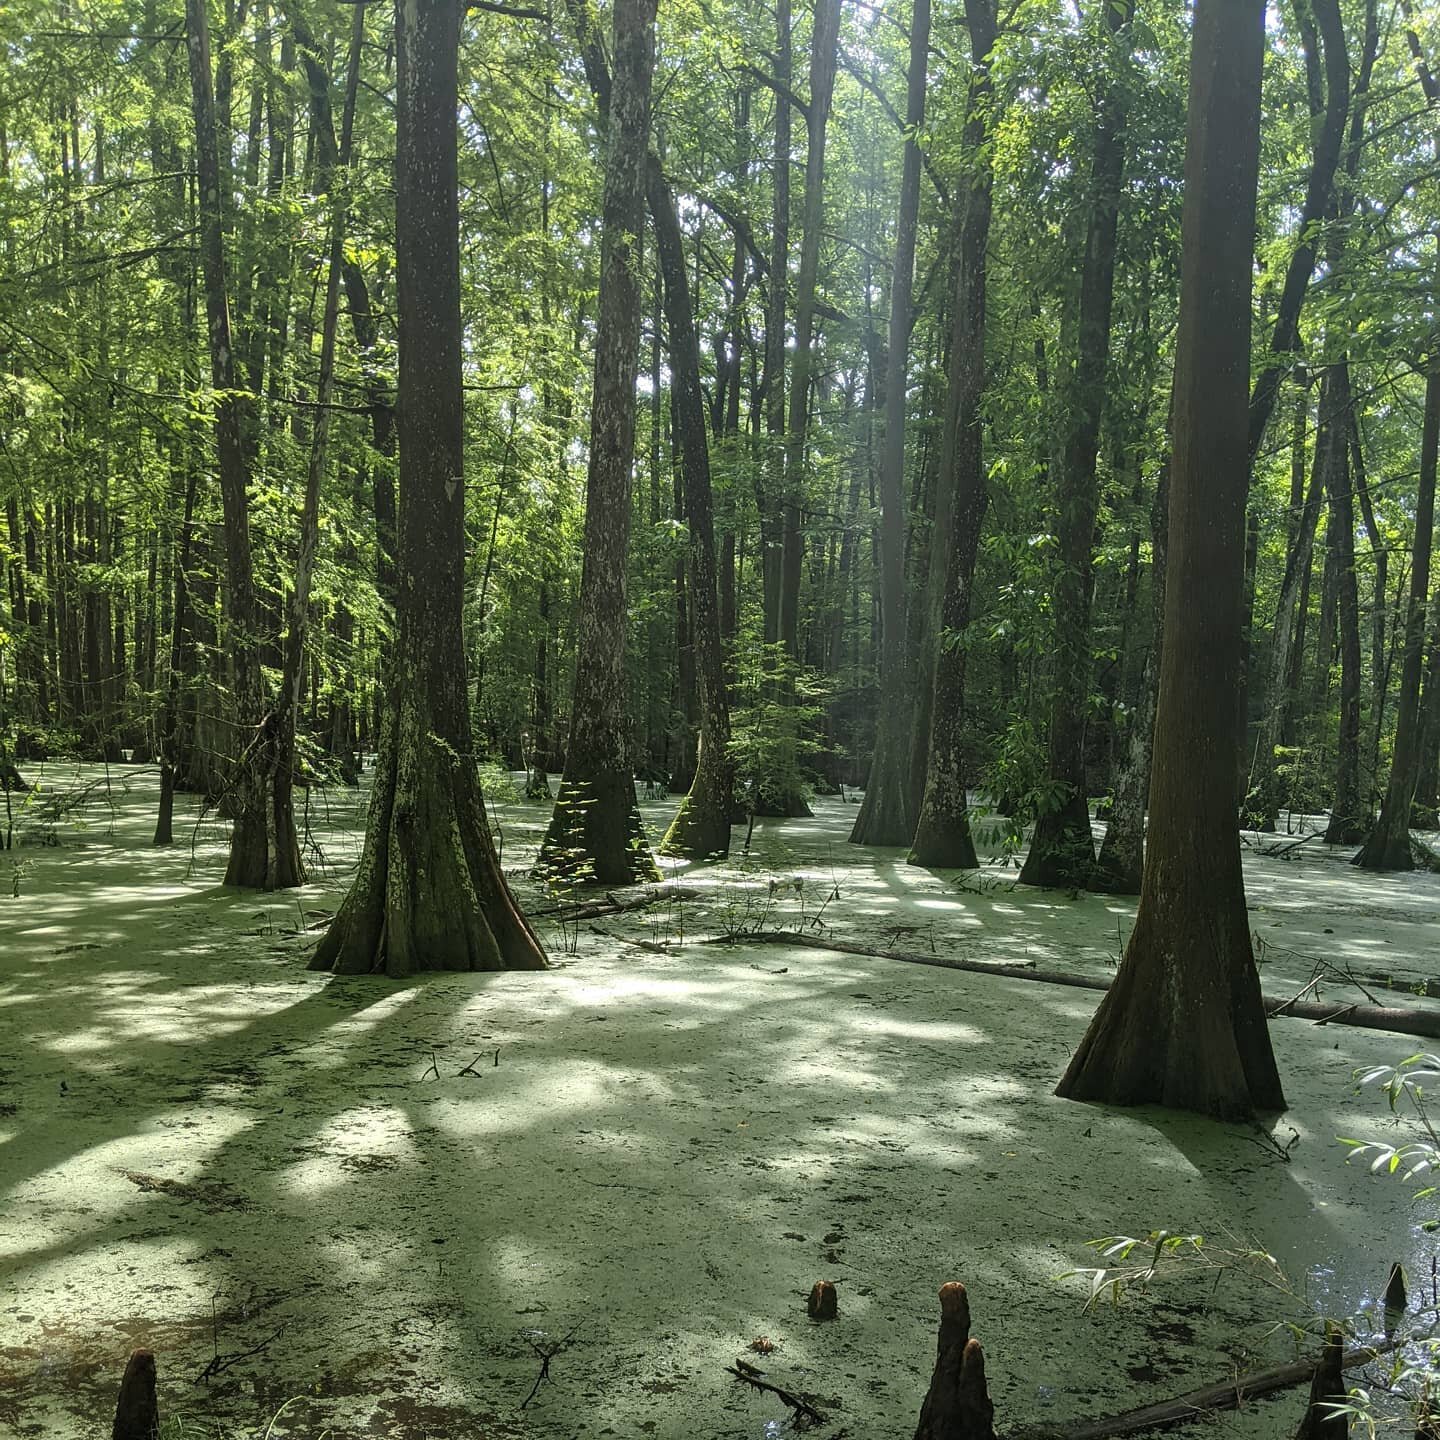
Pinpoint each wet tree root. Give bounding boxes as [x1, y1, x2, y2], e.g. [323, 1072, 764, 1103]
[714, 933, 1440, 1039]
[915, 1283, 995, 1440]
[112, 1348, 159, 1440]
[915, 1281, 1393, 1440]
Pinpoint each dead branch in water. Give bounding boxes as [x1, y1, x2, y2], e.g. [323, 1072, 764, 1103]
[725, 1358, 827, 1428]
[1002, 1340, 1397, 1440]
[710, 932, 1440, 1040]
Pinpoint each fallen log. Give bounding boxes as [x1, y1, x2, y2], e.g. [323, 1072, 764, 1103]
[1003, 1340, 1395, 1440]
[713, 932, 1440, 1040]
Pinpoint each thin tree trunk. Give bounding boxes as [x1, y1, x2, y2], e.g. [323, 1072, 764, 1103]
[759, 0, 790, 650]
[779, 0, 841, 663]
[1353, 410, 1391, 792]
[1235, 0, 1350, 781]
[270, 2, 365, 888]
[1324, 360, 1366, 843]
[185, 0, 284, 887]
[653, 166, 734, 860]
[850, 0, 931, 848]
[1355, 356, 1440, 870]
[1244, 390, 1327, 830]
[908, 0, 997, 870]
[1243, 0, 1348, 466]
[1094, 467, 1168, 894]
[154, 453, 200, 846]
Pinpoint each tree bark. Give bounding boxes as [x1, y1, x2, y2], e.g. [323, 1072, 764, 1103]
[778, 0, 841, 664]
[908, 0, 997, 871]
[1244, 385, 1326, 830]
[1056, 0, 1286, 1119]
[1093, 467, 1168, 894]
[312, 0, 545, 975]
[1355, 357, 1440, 871]
[185, 0, 289, 888]
[759, 0, 790, 652]
[537, 0, 660, 884]
[270, 1, 366, 889]
[1019, 0, 1134, 890]
[653, 166, 735, 861]
[1323, 361, 1366, 843]
[850, 0, 931, 848]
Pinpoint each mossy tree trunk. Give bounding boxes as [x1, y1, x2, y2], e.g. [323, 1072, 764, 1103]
[312, 0, 545, 976]
[537, 0, 660, 885]
[564, 0, 728, 859]
[908, 0, 996, 871]
[1057, 0, 1286, 1120]
[850, 0, 930, 849]
[1018, 0, 1133, 892]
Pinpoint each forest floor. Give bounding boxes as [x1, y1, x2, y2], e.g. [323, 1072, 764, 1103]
[1, 764, 1436, 1439]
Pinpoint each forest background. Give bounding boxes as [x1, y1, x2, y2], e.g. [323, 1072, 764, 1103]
[1, 0, 1438, 901]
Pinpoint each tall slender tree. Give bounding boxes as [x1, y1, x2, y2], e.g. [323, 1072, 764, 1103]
[564, 0, 736, 862]
[536, 0, 660, 884]
[1019, 0, 1136, 891]
[185, 0, 300, 889]
[850, 0, 931, 848]
[1056, 0, 1285, 1119]
[1355, 355, 1440, 871]
[908, 0, 998, 870]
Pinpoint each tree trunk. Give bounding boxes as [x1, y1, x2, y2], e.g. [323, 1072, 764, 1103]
[1019, 0, 1134, 890]
[1355, 357, 1440, 871]
[1056, 0, 1286, 1120]
[154, 450, 200, 847]
[1244, 386, 1327, 830]
[1094, 467, 1168, 894]
[908, 0, 997, 870]
[537, 0, 660, 885]
[312, 0, 545, 975]
[778, 0, 841, 665]
[1353, 412, 1393, 795]
[1243, 0, 1348, 466]
[185, 0, 289, 888]
[270, 1, 365, 889]
[1414, 598, 1440, 826]
[653, 167, 734, 861]
[1235, 0, 1349, 783]
[759, 0, 790, 651]
[1324, 361, 1366, 843]
[850, 0, 931, 848]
